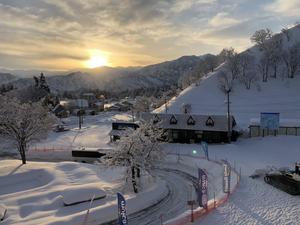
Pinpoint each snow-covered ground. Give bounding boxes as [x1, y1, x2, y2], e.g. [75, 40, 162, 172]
[0, 160, 167, 225]
[0, 112, 132, 160]
[37, 112, 132, 149]
[164, 136, 300, 225]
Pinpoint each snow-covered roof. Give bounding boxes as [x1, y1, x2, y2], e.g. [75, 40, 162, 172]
[142, 113, 235, 132]
[109, 129, 131, 137]
[95, 101, 104, 106]
[250, 118, 300, 127]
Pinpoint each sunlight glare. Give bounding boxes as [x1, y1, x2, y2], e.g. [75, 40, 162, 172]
[85, 50, 108, 68]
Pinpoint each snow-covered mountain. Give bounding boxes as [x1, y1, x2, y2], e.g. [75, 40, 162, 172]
[155, 25, 300, 129]
[2, 55, 210, 92]
[0, 73, 17, 84]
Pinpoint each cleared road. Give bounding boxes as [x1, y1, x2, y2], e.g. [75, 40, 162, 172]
[104, 168, 198, 225]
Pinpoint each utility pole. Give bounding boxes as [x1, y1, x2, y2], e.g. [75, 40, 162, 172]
[164, 97, 168, 114]
[226, 90, 231, 143]
[78, 110, 82, 129]
[131, 108, 135, 122]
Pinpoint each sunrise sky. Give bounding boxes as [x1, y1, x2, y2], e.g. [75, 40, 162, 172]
[0, 0, 300, 71]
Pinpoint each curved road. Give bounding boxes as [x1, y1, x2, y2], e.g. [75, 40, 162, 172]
[104, 168, 198, 225]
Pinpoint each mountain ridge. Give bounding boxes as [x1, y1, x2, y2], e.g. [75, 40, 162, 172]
[0, 54, 213, 93]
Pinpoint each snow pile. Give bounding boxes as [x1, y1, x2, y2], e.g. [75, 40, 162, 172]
[62, 184, 106, 206]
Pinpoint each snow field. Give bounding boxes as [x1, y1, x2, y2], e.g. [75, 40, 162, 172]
[0, 160, 168, 225]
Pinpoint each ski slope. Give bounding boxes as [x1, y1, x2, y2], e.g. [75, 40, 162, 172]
[155, 26, 300, 129]
[156, 71, 300, 129]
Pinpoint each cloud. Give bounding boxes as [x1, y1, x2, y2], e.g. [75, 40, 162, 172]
[0, 0, 299, 70]
[265, 0, 300, 17]
[209, 12, 240, 28]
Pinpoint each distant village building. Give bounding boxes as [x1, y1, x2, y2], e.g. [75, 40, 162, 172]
[249, 118, 300, 137]
[105, 101, 133, 112]
[52, 104, 69, 118]
[142, 113, 238, 143]
[109, 121, 139, 141]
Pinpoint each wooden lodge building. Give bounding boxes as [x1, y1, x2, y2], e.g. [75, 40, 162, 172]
[142, 113, 238, 143]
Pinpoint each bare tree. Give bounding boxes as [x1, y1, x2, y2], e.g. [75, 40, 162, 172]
[204, 54, 219, 72]
[239, 53, 254, 77]
[0, 96, 55, 164]
[239, 69, 257, 90]
[261, 34, 283, 80]
[104, 121, 165, 193]
[250, 28, 273, 50]
[218, 70, 233, 93]
[220, 48, 240, 80]
[257, 55, 270, 82]
[281, 42, 300, 78]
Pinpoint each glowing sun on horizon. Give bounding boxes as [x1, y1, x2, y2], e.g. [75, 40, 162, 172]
[85, 50, 108, 68]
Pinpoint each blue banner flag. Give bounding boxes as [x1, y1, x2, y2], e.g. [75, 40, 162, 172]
[117, 193, 128, 225]
[197, 168, 208, 209]
[201, 141, 209, 160]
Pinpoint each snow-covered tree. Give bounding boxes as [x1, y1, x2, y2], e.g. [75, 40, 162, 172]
[281, 27, 291, 42]
[281, 42, 300, 78]
[0, 96, 55, 164]
[104, 121, 165, 193]
[178, 70, 194, 89]
[250, 28, 273, 50]
[221, 48, 240, 80]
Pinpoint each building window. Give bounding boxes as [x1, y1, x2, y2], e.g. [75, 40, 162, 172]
[172, 130, 178, 139]
[170, 115, 177, 125]
[187, 116, 195, 125]
[153, 114, 160, 124]
[206, 116, 214, 127]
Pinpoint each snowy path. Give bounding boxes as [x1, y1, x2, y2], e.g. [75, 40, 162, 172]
[129, 168, 197, 225]
[104, 168, 197, 225]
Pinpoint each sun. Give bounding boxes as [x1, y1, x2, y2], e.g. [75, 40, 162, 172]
[85, 50, 108, 68]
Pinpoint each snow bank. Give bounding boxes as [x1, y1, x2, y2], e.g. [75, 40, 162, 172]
[62, 184, 106, 206]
